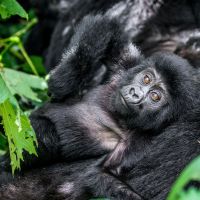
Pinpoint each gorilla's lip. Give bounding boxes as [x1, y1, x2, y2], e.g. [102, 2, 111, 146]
[119, 92, 129, 110]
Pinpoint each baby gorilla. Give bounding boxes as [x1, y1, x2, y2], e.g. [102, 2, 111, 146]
[0, 52, 199, 200]
[86, 52, 197, 175]
[31, 15, 198, 177]
[31, 50, 198, 178]
[103, 61, 176, 174]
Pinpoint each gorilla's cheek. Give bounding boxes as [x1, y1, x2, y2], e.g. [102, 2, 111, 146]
[112, 92, 132, 115]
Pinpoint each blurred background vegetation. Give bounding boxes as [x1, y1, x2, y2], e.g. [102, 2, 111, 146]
[0, 1, 200, 200]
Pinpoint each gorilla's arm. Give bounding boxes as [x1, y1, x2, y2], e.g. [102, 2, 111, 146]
[1, 113, 200, 200]
[57, 110, 200, 200]
[127, 124, 200, 199]
[0, 159, 142, 200]
[94, 110, 200, 200]
[103, 134, 151, 175]
[48, 14, 142, 101]
[1, 110, 200, 200]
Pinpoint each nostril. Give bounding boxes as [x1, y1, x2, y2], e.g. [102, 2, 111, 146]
[129, 87, 135, 96]
[129, 87, 139, 99]
[133, 93, 139, 99]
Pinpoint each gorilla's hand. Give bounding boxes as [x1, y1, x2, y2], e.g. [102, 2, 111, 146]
[57, 163, 143, 200]
[103, 137, 148, 176]
[48, 14, 139, 101]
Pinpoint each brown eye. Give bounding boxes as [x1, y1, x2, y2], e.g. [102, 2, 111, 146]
[143, 75, 151, 84]
[150, 92, 161, 102]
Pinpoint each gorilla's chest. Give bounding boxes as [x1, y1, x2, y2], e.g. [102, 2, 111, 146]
[75, 104, 125, 150]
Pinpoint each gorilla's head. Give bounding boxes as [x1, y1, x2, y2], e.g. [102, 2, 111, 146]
[110, 52, 199, 131]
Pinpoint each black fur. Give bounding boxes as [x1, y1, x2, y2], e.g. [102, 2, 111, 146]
[1, 1, 200, 199]
[1, 14, 200, 200]
[35, 15, 200, 177]
[1, 109, 200, 200]
[21, 1, 200, 70]
[48, 14, 142, 101]
[44, 0, 200, 71]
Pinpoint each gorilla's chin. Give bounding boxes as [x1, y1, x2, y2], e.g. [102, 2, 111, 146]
[113, 92, 138, 118]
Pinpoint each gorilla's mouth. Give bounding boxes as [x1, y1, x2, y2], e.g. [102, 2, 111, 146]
[119, 92, 129, 110]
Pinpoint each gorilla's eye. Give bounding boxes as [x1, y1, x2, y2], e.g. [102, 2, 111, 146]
[150, 91, 161, 102]
[143, 74, 152, 85]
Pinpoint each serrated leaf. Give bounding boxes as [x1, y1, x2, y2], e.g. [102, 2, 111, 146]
[0, 73, 17, 106]
[0, 0, 28, 20]
[0, 73, 10, 103]
[0, 73, 38, 173]
[0, 99, 37, 174]
[0, 68, 48, 102]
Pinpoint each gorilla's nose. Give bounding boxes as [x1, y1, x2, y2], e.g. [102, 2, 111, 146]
[129, 86, 144, 103]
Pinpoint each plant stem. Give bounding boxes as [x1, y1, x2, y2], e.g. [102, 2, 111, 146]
[0, 43, 14, 59]
[14, 18, 38, 37]
[0, 18, 39, 76]
[9, 47, 24, 61]
[18, 41, 38, 76]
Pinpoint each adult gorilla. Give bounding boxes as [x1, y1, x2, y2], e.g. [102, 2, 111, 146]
[22, 0, 200, 70]
[43, 0, 200, 71]
[1, 109, 200, 200]
[1, 14, 200, 199]
[1, 0, 200, 200]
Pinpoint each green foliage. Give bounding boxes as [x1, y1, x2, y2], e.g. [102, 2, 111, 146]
[167, 156, 200, 200]
[0, 0, 28, 20]
[22, 56, 47, 75]
[1, 68, 47, 102]
[0, 67, 47, 173]
[0, 1, 48, 173]
[179, 188, 200, 200]
[0, 99, 37, 174]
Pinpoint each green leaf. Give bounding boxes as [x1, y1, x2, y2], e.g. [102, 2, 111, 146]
[167, 156, 200, 200]
[179, 188, 200, 200]
[0, 73, 17, 106]
[0, 99, 37, 174]
[0, 74, 38, 173]
[0, 68, 48, 102]
[0, 0, 28, 20]
[0, 73, 11, 103]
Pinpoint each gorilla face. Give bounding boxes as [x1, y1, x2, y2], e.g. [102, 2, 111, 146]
[119, 68, 168, 112]
[111, 52, 197, 131]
